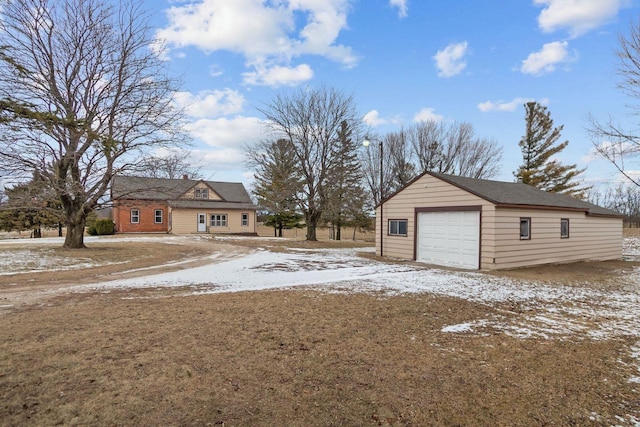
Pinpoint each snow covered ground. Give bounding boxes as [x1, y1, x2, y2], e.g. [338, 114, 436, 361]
[3, 234, 640, 422]
[2, 234, 640, 344]
[69, 238, 640, 341]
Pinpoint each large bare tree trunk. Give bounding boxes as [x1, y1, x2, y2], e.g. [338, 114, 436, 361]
[306, 223, 317, 241]
[64, 219, 86, 248]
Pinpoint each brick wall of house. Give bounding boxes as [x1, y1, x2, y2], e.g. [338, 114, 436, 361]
[113, 200, 169, 233]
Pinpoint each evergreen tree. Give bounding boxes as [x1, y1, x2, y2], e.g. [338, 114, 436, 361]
[324, 120, 367, 240]
[246, 138, 303, 237]
[264, 211, 304, 238]
[515, 102, 589, 198]
[0, 174, 63, 237]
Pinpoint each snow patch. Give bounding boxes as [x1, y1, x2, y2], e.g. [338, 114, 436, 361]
[441, 323, 475, 333]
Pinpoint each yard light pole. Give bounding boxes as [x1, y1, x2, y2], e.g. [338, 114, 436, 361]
[363, 137, 384, 257]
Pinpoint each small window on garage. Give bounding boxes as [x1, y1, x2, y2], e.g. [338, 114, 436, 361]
[241, 213, 249, 226]
[520, 217, 531, 240]
[388, 219, 408, 236]
[561, 218, 569, 238]
[130, 208, 140, 224]
[154, 209, 163, 224]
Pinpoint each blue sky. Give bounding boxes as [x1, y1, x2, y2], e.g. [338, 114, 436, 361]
[147, 0, 640, 189]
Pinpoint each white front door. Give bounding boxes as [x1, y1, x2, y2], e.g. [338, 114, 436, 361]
[416, 210, 480, 269]
[197, 213, 207, 232]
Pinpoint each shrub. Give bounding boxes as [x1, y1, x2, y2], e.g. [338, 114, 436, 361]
[88, 218, 115, 235]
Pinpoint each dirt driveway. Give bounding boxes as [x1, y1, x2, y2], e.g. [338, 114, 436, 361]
[0, 234, 253, 309]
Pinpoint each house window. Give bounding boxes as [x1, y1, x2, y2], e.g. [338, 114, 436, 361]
[520, 217, 531, 240]
[561, 218, 570, 238]
[388, 219, 408, 236]
[210, 214, 227, 227]
[241, 213, 249, 227]
[154, 209, 163, 224]
[130, 209, 139, 224]
[195, 188, 209, 199]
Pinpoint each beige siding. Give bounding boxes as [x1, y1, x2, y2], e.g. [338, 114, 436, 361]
[377, 174, 494, 263]
[170, 208, 256, 234]
[379, 173, 622, 270]
[179, 182, 222, 200]
[489, 208, 622, 270]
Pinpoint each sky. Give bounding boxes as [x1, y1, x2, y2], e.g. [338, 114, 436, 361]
[143, 0, 640, 190]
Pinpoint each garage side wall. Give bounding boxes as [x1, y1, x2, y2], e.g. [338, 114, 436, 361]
[378, 174, 495, 264]
[492, 208, 622, 269]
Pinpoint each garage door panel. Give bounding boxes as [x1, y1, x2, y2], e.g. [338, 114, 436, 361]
[417, 211, 480, 269]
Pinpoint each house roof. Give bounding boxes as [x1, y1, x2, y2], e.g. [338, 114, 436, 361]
[401, 171, 620, 217]
[169, 200, 257, 210]
[111, 175, 255, 206]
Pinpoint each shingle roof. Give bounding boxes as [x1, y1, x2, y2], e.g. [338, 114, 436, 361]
[425, 172, 620, 217]
[111, 175, 254, 206]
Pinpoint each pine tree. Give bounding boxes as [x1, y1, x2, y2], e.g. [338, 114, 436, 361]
[247, 138, 302, 237]
[0, 174, 63, 236]
[324, 121, 367, 240]
[515, 102, 589, 198]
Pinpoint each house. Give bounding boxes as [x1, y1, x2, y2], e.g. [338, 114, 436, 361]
[111, 175, 257, 235]
[377, 171, 622, 270]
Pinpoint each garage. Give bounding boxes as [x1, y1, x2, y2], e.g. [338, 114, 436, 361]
[416, 210, 480, 269]
[376, 171, 621, 270]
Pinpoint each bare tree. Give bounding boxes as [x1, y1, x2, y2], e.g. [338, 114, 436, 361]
[590, 184, 640, 226]
[258, 85, 362, 241]
[387, 129, 417, 190]
[410, 120, 448, 172]
[0, 0, 185, 248]
[361, 121, 502, 208]
[136, 150, 202, 180]
[359, 133, 393, 206]
[409, 120, 502, 178]
[588, 19, 640, 187]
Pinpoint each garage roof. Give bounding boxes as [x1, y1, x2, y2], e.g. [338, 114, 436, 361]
[419, 172, 620, 217]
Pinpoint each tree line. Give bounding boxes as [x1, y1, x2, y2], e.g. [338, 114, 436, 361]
[246, 85, 588, 241]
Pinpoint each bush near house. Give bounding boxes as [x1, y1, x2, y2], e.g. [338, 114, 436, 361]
[87, 219, 115, 236]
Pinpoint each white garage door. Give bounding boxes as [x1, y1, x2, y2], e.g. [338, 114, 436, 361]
[416, 211, 480, 269]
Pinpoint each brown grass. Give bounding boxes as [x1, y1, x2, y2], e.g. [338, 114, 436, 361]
[1, 288, 637, 426]
[0, 233, 639, 425]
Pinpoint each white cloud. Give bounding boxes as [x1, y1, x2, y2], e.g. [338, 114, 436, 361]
[195, 147, 247, 169]
[433, 41, 469, 78]
[185, 116, 265, 149]
[155, 0, 357, 86]
[242, 63, 314, 87]
[478, 97, 536, 112]
[413, 108, 444, 122]
[389, 0, 408, 18]
[534, 0, 626, 38]
[363, 110, 387, 127]
[174, 89, 246, 119]
[583, 140, 640, 163]
[209, 64, 224, 78]
[520, 41, 575, 76]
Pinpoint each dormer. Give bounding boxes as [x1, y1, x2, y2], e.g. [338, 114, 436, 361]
[194, 187, 209, 199]
[181, 181, 223, 201]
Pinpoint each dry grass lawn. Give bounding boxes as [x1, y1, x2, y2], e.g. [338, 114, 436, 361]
[0, 231, 639, 425]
